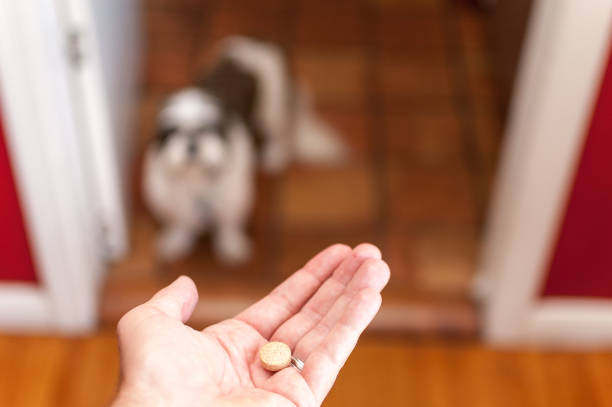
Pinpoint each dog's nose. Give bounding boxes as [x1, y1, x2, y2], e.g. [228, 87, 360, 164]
[187, 141, 198, 157]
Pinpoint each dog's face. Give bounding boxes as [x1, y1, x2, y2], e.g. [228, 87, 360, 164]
[155, 89, 227, 176]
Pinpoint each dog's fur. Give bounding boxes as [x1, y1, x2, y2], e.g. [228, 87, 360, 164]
[143, 37, 346, 264]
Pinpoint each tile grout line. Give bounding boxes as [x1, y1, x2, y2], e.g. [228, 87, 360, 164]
[360, 0, 390, 251]
[191, 0, 219, 78]
[441, 2, 489, 232]
[267, 0, 300, 279]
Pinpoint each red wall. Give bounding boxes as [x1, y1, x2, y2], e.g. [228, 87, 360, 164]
[0, 103, 38, 282]
[541, 38, 612, 298]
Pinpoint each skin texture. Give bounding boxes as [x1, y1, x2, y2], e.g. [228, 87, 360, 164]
[112, 243, 390, 407]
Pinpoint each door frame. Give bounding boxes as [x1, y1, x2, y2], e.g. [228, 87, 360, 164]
[58, 0, 141, 261]
[477, 0, 612, 346]
[0, 0, 105, 332]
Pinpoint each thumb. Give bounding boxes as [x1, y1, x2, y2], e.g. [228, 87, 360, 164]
[147, 275, 199, 322]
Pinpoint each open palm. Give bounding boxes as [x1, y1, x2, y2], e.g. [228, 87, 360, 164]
[113, 244, 390, 407]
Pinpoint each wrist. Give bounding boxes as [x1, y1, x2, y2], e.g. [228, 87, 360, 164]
[112, 380, 215, 407]
[112, 381, 163, 407]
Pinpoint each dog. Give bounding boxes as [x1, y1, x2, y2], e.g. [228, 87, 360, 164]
[143, 36, 346, 264]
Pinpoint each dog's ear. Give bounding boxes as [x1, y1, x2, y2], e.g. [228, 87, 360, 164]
[156, 124, 178, 149]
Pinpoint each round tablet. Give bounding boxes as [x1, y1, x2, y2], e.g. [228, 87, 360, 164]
[259, 341, 292, 371]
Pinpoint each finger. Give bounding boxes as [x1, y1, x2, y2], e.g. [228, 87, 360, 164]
[293, 258, 390, 360]
[235, 244, 351, 338]
[270, 243, 382, 348]
[261, 366, 316, 407]
[302, 288, 382, 404]
[147, 275, 199, 322]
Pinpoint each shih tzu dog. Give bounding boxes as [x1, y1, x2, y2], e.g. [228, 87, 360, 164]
[143, 36, 346, 264]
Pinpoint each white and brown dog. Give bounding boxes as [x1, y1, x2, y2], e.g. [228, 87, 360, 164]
[143, 36, 346, 264]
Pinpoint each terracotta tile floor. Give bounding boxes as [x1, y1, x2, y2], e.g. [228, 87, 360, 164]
[102, 0, 502, 336]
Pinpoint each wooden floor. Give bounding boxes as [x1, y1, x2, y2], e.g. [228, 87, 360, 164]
[3, 332, 612, 407]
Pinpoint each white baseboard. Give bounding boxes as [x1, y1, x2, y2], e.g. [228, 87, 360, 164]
[486, 299, 612, 348]
[0, 284, 51, 331]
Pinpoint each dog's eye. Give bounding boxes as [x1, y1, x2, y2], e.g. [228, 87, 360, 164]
[156, 125, 179, 148]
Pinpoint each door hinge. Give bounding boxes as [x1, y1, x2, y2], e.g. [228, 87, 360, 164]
[67, 28, 85, 68]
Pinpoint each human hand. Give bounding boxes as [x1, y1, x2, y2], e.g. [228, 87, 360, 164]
[112, 243, 390, 406]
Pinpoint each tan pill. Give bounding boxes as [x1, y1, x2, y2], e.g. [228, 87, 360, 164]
[259, 341, 292, 371]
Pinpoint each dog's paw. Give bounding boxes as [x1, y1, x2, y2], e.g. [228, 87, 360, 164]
[214, 230, 252, 265]
[262, 144, 290, 174]
[156, 228, 196, 262]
